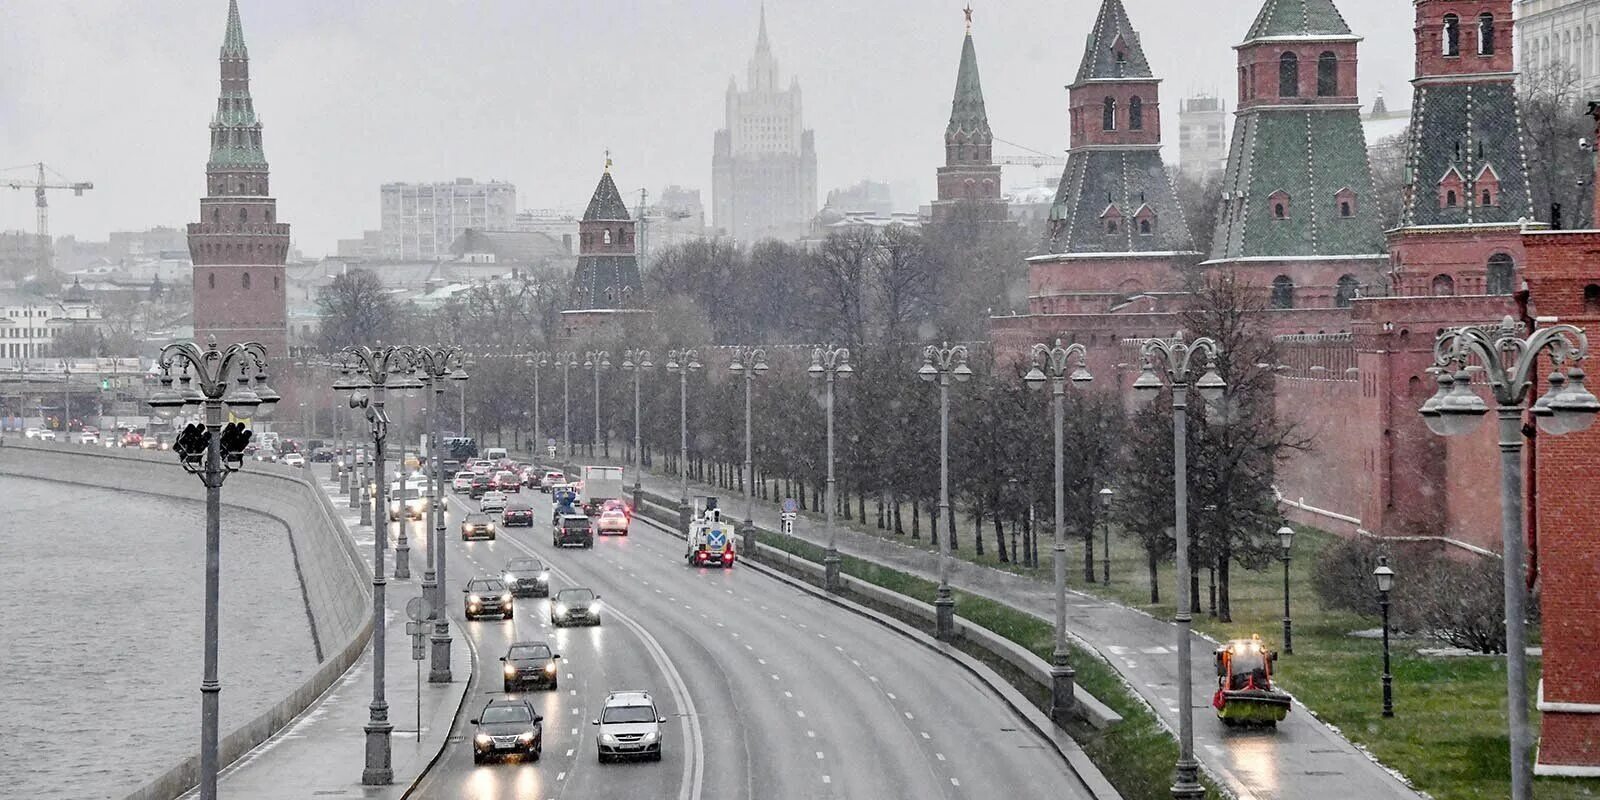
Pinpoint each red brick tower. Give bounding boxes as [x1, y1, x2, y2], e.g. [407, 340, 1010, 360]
[189, 0, 289, 363]
[932, 6, 1006, 226]
[1521, 102, 1600, 777]
[1029, 0, 1197, 315]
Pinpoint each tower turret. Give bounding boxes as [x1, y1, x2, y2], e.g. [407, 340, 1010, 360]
[569, 157, 643, 310]
[933, 6, 1006, 225]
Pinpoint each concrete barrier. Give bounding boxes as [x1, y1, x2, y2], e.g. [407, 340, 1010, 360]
[0, 438, 372, 800]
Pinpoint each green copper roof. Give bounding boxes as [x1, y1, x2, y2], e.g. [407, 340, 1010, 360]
[1074, 0, 1153, 83]
[1047, 149, 1195, 254]
[946, 33, 991, 140]
[584, 171, 631, 221]
[1244, 0, 1354, 41]
[222, 0, 248, 58]
[1399, 82, 1534, 227]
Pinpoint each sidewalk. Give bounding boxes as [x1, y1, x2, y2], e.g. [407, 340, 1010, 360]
[188, 477, 470, 799]
[573, 454, 1422, 800]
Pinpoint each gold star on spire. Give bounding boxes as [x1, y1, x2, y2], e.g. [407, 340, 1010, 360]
[964, 4, 973, 32]
[604, 149, 612, 173]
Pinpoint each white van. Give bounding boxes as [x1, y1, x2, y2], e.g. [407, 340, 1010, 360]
[484, 447, 509, 462]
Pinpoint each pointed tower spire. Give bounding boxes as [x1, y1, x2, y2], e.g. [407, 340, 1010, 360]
[571, 161, 643, 310]
[222, 0, 247, 59]
[1075, 0, 1152, 83]
[757, 3, 770, 52]
[933, 6, 1005, 225]
[1242, 0, 1354, 43]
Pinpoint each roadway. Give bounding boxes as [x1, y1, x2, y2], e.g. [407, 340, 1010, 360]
[407, 484, 1098, 800]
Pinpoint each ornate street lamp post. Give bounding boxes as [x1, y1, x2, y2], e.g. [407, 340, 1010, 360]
[621, 350, 654, 503]
[584, 350, 611, 458]
[334, 344, 420, 786]
[666, 349, 702, 532]
[1419, 317, 1597, 800]
[411, 346, 466, 683]
[557, 352, 577, 460]
[388, 369, 424, 579]
[1024, 340, 1092, 721]
[921, 342, 974, 640]
[1132, 334, 1225, 800]
[527, 352, 548, 461]
[809, 345, 852, 591]
[729, 347, 768, 556]
[1374, 556, 1395, 719]
[147, 337, 279, 800]
[1278, 525, 1295, 655]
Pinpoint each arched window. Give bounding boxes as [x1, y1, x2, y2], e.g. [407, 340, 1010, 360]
[1341, 200, 1353, 217]
[212, 208, 220, 225]
[603, 229, 612, 245]
[242, 272, 251, 290]
[1447, 189, 1458, 207]
[1431, 274, 1457, 296]
[1317, 51, 1339, 96]
[1106, 219, 1119, 234]
[207, 272, 216, 290]
[1102, 97, 1117, 131]
[1486, 253, 1514, 294]
[1585, 283, 1600, 312]
[1270, 190, 1291, 220]
[1335, 274, 1360, 307]
[1443, 14, 1460, 57]
[1479, 13, 1496, 55]
[266, 208, 273, 224]
[238, 207, 248, 223]
[1279, 52, 1300, 97]
[1130, 97, 1144, 130]
[1139, 218, 1152, 235]
[273, 275, 280, 290]
[1272, 275, 1296, 309]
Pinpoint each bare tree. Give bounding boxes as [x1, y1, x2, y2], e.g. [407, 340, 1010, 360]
[316, 268, 404, 351]
[1522, 62, 1594, 228]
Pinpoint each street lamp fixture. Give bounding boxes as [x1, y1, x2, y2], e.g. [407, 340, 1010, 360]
[333, 343, 420, 786]
[621, 350, 654, 502]
[921, 342, 972, 642]
[1419, 317, 1595, 799]
[730, 347, 769, 556]
[811, 345, 851, 591]
[666, 349, 702, 533]
[148, 337, 276, 800]
[1373, 555, 1396, 719]
[1024, 340, 1092, 723]
[1278, 525, 1295, 655]
[1131, 333, 1224, 800]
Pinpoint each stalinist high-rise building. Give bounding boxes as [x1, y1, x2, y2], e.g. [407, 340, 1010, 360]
[188, 0, 289, 363]
[711, 7, 818, 242]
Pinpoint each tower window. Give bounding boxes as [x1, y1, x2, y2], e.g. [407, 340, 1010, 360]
[1317, 52, 1339, 96]
[1130, 97, 1144, 130]
[1432, 274, 1457, 296]
[1487, 254, 1514, 295]
[1341, 201, 1352, 217]
[242, 272, 251, 290]
[1584, 283, 1600, 312]
[1279, 52, 1300, 98]
[1138, 218, 1152, 235]
[1106, 219, 1119, 234]
[1269, 189, 1291, 219]
[212, 208, 220, 225]
[273, 275, 280, 290]
[1102, 97, 1117, 131]
[1479, 13, 1496, 55]
[1271, 275, 1296, 309]
[1443, 14, 1460, 57]
[239, 207, 248, 223]
[604, 229, 613, 245]
[1482, 189, 1494, 206]
[208, 273, 216, 290]
[1335, 274, 1360, 307]
[1447, 190, 1458, 207]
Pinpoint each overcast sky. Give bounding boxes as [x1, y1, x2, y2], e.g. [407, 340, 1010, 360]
[0, 0, 1416, 256]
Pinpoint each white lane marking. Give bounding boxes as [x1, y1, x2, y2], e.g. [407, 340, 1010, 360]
[744, 644, 753, 651]
[566, 749, 574, 756]
[758, 658, 767, 665]
[783, 691, 793, 698]
[572, 709, 580, 715]
[951, 778, 961, 787]
[886, 693, 896, 700]
[806, 730, 815, 738]
[570, 728, 578, 735]
[869, 676, 879, 683]
[936, 753, 946, 761]
[904, 712, 914, 720]
[816, 751, 824, 759]
[557, 771, 566, 780]
[821, 776, 831, 784]
[770, 674, 780, 681]
[796, 710, 806, 718]
[570, 689, 577, 696]
[920, 731, 930, 739]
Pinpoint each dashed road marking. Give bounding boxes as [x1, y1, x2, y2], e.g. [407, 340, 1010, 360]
[796, 710, 806, 718]
[951, 778, 961, 787]
[821, 776, 831, 784]
[936, 753, 946, 761]
[758, 658, 767, 665]
[806, 730, 815, 738]
[886, 693, 896, 700]
[920, 731, 930, 739]
[904, 712, 914, 720]
[566, 749, 574, 756]
[815, 751, 824, 759]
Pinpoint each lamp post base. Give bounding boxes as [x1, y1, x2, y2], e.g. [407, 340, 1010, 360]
[1170, 758, 1205, 800]
[359, 489, 372, 526]
[428, 630, 453, 683]
[394, 539, 410, 579]
[361, 718, 393, 785]
[823, 551, 842, 592]
[1049, 651, 1076, 725]
[934, 589, 956, 642]
[741, 519, 757, 560]
[347, 475, 357, 506]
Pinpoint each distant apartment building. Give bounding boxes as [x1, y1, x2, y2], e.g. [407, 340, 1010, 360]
[1178, 95, 1229, 182]
[335, 230, 383, 260]
[380, 178, 516, 260]
[824, 180, 896, 217]
[0, 290, 75, 359]
[1517, 0, 1600, 93]
[711, 8, 818, 242]
[514, 209, 580, 253]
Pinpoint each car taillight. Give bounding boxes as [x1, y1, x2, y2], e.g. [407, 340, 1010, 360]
[723, 552, 734, 562]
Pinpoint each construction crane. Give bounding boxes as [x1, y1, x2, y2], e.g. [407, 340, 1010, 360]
[2, 162, 94, 271]
[635, 188, 694, 272]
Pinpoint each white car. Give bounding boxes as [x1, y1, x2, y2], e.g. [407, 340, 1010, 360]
[593, 690, 664, 763]
[452, 471, 477, 491]
[480, 491, 509, 513]
[281, 453, 306, 467]
[37, 430, 56, 441]
[79, 431, 100, 444]
[23, 427, 42, 439]
[470, 459, 495, 475]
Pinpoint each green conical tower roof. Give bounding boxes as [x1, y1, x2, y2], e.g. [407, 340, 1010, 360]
[1074, 0, 1152, 84]
[946, 31, 991, 141]
[1243, 0, 1354, 41]
[222, 0, 248, 58]
[584, 167, 631, 222]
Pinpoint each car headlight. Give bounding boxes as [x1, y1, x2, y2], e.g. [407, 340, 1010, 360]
[643, 730, 659, 743]
[468, 595, 481, 604]
[555, 604, 567, 615]
[487, 523, 496, 530]
[588, 602, 600, 613]
[537, 572, 549, 582]
[500, 593, 512, 603]
[518, 731, 536, 743]
[504, 664, 517, 677]
[600, 733, 619, 744]
[544, 662, 556, 673]
[474, 733, 491, 745]
[503, 573, 514, 583]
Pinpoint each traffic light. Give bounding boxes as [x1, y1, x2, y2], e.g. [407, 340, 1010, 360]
[99, 378, 110, 391]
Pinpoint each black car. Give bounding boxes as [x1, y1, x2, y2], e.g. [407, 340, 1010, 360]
[551, 587, 600, 627]
[503, 501, 535, 528]
[501, 640, 561, 692]
[470, 697, 542, 764]
[460, 512, 496, 541]
[502, 556, 549, 597]
[468, 474, 494, 499]
[553, 513, 594, 549]
[464, 578, 512, 621]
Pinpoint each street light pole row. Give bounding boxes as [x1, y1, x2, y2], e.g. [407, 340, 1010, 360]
[409, 346, 468, 685]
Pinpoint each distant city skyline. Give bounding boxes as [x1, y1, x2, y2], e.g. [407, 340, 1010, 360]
[0, 0, 1416, 255]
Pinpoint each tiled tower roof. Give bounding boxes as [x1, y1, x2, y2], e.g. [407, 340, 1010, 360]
[1400, 83, 1533, 226]
[1048, 150, 1194, 253]
[222, 0, 247, 58]
[210, 0, 263, 169]
[583, 170, 631, 222]
[1074, 0, 1152, 83]
[946, 32, 991, 145]
[1244, 0, 1354, 41]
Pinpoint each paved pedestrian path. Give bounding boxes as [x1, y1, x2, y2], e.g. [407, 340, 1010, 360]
[556, 453, 1422, 800]
[184, 476, 469, 799]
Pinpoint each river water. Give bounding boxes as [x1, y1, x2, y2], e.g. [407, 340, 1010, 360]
[0, 476, 316, 799]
